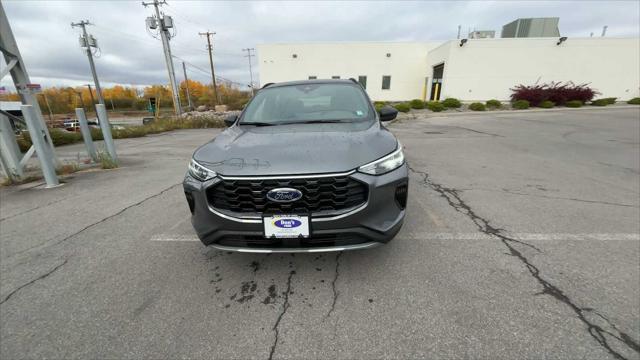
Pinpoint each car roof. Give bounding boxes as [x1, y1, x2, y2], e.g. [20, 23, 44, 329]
[264, 79, 357, 88]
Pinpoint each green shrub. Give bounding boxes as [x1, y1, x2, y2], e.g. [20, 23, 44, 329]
[628, 97, 640, 105]
[601, 97, 617, 105]
[394, 103, 411, 113]
[49, 128, 82, 145]
[468, 102, 486, 111]
[486, 99, 502, 109]
[591, 99, 609, 106]
[426, 101, 445, 112]
[16, 133, 31, 152]
[538, 100, 555, 108]
[374, 101, 387, 112]
[441, 98, 461, 108]
[565, 100, 583, 108]
[512, 100, 530, 110]
[409, 99, 425, 109]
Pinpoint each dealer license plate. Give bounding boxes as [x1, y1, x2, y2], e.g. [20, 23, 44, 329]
[263, 215, 310, 238]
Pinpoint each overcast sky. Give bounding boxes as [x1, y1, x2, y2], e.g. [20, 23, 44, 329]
[1, 0, 639, 91]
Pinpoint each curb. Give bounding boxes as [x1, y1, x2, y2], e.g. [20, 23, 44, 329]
[412, 104, 640, 118]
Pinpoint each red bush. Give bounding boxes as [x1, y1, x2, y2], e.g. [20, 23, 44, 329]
[510, 82, 598, 106]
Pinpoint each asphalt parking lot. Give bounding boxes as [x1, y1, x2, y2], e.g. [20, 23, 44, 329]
[1, 107, 639, 359]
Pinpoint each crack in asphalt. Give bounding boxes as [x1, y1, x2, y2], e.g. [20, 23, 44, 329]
[0, 259, 68, 306]
[325, 251, 343, 319]
[453, 126, 505, 138]
[268, 270, 295, 360]
[409, 166, 640, 360]
[0, 197, 70, 223]
[409, 166, 541, 252]
[7, 183, 182, 259]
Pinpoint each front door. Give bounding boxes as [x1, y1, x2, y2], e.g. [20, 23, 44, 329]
[430, 63, 444, 101]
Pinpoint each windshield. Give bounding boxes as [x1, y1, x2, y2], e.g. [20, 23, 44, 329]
[240, 83, 373, 124]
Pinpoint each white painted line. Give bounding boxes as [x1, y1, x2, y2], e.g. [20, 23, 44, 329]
[150, 233, 640, 242]
[404, 233, 640, 241]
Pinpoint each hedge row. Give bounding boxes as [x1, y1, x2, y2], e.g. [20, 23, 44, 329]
[16, 117, 225, 152]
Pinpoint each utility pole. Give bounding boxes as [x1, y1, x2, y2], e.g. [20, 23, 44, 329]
[199, 31, 220, 105]
[40, 93, 54, 123]
[182, 61, 193, 111]
[601, 25, 608, 37]
[143, 0, 182, 116]
[242, 48, 255, 96]
[76, 91, 86, 111]
[85, 84, 96, 106]
[71, 20, 104, 107]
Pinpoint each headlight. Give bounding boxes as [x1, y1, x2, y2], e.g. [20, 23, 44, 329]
[188, 158, 216, 181]
[358, 143, 405, 175]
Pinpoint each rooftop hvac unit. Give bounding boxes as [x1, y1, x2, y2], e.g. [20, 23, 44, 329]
[87, 35, 98, 48]
[146, 16, 157, 30]
[162, 16, 174, 29]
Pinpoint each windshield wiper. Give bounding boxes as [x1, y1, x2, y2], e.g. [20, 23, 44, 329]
[278, 119, 351, 125]
[240, 122, 278, 126]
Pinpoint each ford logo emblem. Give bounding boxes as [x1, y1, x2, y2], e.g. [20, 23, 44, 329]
[266, 188, 303, 203]
[274, 219, 302, 228]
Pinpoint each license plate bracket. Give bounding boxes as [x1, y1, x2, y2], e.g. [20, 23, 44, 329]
[263, 214, 310, 239]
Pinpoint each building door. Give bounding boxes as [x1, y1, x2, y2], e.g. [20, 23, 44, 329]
[430, 63, 444, 101]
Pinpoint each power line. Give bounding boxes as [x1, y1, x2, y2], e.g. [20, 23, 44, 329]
[164, 2, 210, 30]
[172, 54, 248, 88]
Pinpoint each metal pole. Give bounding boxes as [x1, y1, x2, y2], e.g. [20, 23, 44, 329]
[75, 108, 98, 162]
[21, 105, 59, 187]
[457, 25, 461, 39]
[1, 2, 59, 165]
[71, 20, 104, 104]
[182, 61, 193, 111]
[0, 113, 23, 180]
[72, 20, 105, 105]
[95, 104, 117, 163]
[144, 0, 182, 116]
[601, 25, 608, 37]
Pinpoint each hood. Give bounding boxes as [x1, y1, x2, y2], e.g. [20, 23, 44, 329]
[193, 121, 398, 176]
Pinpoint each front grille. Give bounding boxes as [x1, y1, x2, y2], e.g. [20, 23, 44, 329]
[218, 233, 369, 248]
[207, 175, 368, 216]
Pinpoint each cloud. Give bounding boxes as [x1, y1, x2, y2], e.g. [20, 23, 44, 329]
[1, 0, 638, 90]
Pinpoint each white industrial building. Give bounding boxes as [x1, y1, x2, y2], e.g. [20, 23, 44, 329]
[257, 37, 640, 102]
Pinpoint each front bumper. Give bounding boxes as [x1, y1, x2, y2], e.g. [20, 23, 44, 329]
[182, 164, 408, 253]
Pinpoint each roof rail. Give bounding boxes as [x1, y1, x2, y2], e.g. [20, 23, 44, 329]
[261, 83, 275, 89]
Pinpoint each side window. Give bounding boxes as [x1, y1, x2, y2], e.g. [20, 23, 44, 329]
[308, 76, 317, 80]
[331, 75, 340, 79]
[382, 75, 391, 90]
[358, 76, 367, 89]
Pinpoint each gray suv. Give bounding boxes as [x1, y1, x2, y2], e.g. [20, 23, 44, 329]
[183, 79, 408, 253]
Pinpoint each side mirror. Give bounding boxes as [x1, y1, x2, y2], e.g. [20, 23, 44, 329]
[224, 114, 238, 127]
[378, 106, 398, 121]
